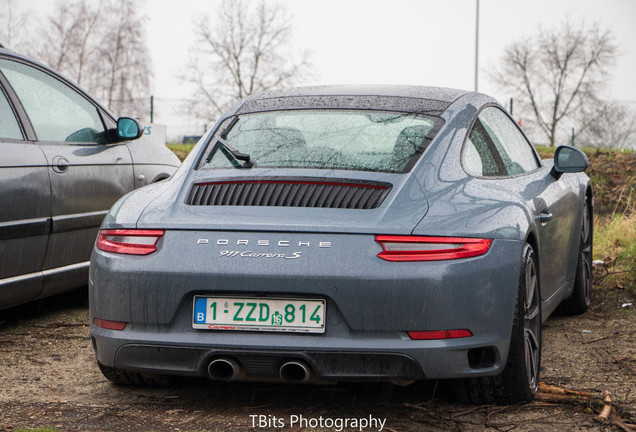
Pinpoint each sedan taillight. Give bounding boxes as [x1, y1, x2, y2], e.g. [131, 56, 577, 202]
[375, 235, 492, 262]
[96, 229, 164, 255]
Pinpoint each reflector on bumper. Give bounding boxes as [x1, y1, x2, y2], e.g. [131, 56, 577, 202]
[407, 329, 472, 340]
[94, 318, 127, 331]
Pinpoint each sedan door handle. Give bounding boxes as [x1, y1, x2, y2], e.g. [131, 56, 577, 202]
[52, 155, 70, 173]
[538, 211, 552, 225]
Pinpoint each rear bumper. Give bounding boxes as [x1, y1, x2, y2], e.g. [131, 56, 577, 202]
[94, 341, 425, 381]
[92, 327, 507, 381]
[90, 231, 523, 381]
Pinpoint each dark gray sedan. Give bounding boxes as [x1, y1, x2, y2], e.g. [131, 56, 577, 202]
[0, 47, 180, 310]
[89, 86, 592, 404]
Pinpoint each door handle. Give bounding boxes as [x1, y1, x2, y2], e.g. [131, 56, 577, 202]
[52, 155, 70, 173]
[538, 211, 552, 225]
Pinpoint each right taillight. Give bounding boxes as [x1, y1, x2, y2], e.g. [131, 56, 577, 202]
[96, 229, 164, 255]
[375, 235, 492, 262]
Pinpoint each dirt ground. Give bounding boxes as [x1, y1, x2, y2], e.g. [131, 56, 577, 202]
[0, 278, 634, 432]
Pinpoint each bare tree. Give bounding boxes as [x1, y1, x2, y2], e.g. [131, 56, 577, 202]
[182, 0, 312, 121]
[36, 0, 103, 87]
[491, 20, 616, 147]
[93, 0, 152, 115]
[0, 0, 30, 49]
[581, 101, 636, 149]
[10, 0, 152, 116]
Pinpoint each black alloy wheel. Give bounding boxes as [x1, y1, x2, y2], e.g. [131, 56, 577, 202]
[559, 197, 593, 315]
[451, 243, 541, 404]
[521, 246, 541, 394]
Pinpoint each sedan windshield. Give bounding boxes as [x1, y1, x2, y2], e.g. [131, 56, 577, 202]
[201, 110, 442, 173]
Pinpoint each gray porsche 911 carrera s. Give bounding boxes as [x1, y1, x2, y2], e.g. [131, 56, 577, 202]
[89, 85, 592, 404]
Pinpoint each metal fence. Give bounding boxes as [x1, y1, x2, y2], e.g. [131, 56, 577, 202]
[506, 99, 636, 150]
[120, 97, 211, 143]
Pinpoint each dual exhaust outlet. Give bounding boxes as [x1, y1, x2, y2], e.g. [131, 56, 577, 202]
[208, 357, 311, 383]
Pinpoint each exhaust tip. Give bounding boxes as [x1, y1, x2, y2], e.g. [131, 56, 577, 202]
[279, 361, 311, 384]
[208, 358, 240, 381]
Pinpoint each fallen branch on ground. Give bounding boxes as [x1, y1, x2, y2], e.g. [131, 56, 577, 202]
[538, 382, 593, 398]
[597, 390, 612, 421]
[614, 420, 636, 432]
[536, 384, 636, 430]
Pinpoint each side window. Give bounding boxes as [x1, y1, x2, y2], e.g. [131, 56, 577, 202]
[463, 107, 540, 177]
[478, 107, 540, 175]
[0, 85, 23, 140]
[463, 119, 506, 177]
[0, 59, 106, 143]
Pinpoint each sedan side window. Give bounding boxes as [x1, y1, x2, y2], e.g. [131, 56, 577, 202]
[0, 59, 106, 143]
[478, 107, 540, 175]
[0, 86, 22, 140]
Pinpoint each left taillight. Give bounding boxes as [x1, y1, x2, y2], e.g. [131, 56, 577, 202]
[96, 229, 164, 255]
[375, 235, 492, 262]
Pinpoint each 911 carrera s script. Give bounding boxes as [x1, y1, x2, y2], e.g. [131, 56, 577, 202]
[219, 250, 302, 259]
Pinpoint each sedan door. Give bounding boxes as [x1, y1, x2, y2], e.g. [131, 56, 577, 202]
[0, 77, 50, 308]
[0, 58, 134, 297]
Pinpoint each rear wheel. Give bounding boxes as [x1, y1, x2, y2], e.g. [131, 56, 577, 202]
[558, 197, 592, 315]
[97, 362, 171, 386]
[452, 244, 541, 404]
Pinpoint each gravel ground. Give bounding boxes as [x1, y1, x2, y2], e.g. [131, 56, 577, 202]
[0, 284, 634, 432]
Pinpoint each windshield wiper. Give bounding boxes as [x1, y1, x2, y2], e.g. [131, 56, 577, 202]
[214, 137, 253, 168]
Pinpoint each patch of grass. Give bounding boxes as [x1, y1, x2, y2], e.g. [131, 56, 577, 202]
[588, 171, 609, 202]
[167, 142, 196, 161]
[594, 210, 636, 292]
[533, 145, 554, 159]
[534, 145, 635, 159]
[167, 142, 197, 152]
[588, 171, 608, 187]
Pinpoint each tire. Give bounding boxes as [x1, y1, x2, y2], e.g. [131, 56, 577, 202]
[97, 362, 171, 386]
[558, 197, 593, 315]
[452, 244, 541, 404]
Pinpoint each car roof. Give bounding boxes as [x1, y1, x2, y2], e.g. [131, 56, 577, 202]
[245, 85, 468, 103]
[234, 85, 471, 117]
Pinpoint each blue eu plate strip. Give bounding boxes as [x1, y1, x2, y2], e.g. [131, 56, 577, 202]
[194, 297, 207, 323]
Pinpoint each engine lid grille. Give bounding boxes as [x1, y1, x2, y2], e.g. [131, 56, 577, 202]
[187, 178, 392, 209]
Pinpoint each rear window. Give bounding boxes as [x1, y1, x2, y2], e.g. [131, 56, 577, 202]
[200, 110, 443, 173]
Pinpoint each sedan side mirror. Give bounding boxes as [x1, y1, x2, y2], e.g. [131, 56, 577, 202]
[551, 145, 589, 179]
[117, 117, 143, 141]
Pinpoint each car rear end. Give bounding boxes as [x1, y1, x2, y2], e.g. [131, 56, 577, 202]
[89, 90, 523, 383]
[90, 228, 521, 382]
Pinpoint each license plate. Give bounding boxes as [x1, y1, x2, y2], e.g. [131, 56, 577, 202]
[193, 296, 326, 333]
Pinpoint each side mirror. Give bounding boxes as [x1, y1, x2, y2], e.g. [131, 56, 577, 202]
[551, 145, 589, 179]
[116, 117, 143, 141]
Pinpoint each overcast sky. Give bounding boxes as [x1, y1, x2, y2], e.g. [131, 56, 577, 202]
[146, 0, 636, 106]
